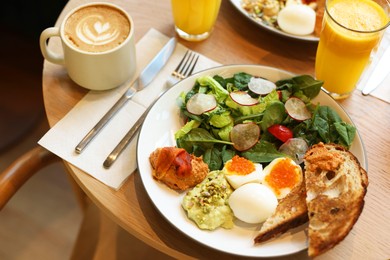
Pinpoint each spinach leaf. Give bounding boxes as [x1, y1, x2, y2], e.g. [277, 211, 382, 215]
[241, 140, 285, 163]
[203, 148, 223, 171]
[233, 72, 252, 90]
[292, 75, 323, 99]
[276, 75, 323, 99]
[312, 106, 341, 142]
[260, 101, 286, 132]
[310, 106, 356, 148]
[176, 128, 233, 155]
[213, 75, 227, 89]
[221, 145, 236, 163]
[334, 122, 356, 148]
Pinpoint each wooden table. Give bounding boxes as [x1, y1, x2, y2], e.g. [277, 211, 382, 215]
[42, 0, 390, 259]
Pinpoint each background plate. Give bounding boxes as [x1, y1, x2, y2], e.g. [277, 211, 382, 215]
[137, 65, 366, 257]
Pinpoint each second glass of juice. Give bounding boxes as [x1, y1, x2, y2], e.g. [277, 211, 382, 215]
[171, 0, 222, 41]
[315, 0, 389, 99]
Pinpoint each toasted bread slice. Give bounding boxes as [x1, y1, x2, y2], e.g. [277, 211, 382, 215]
[304, 142, 368, 258]
[254, 181, 308, 243]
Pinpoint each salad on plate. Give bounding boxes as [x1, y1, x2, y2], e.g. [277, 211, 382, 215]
[175, 72, 356, 171]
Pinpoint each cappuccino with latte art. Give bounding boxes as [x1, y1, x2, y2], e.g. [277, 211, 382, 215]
[40, 3, 136, 90]
[64, 5, 130, 53]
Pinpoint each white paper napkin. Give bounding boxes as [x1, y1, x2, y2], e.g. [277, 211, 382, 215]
[39, 29, 220, 189]
[356, 27, 390, 103]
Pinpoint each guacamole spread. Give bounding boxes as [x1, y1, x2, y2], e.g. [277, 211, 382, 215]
[182, 170, 234, 230]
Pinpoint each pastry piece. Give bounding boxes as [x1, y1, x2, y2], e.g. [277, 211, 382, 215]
[149, 147, 209, 190]
[304, 142, 368, 258]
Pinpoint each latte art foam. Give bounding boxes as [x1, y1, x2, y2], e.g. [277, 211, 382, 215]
[64, 5, 130, 53]
[76, 15, 120, 46]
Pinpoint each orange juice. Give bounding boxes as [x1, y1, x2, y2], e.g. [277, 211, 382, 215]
[171, 0, 222, 41]
[315, 0, 389, 99]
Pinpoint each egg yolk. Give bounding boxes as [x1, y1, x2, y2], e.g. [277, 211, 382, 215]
[265, 158, 300, 193]
[226, 155, 255, 175]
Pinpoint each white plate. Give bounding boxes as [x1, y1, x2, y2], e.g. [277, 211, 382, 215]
[137, 65, 367, 257]
[229, 0, 319, 42]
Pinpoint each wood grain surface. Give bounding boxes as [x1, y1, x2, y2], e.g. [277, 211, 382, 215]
[42, 0, 390, 259]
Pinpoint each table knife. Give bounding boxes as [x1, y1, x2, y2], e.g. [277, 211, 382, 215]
[362, 46, 390, 96]
[75, 37, 177, 153]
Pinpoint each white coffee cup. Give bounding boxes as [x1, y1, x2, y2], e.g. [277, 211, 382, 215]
[40, 2, 136, 91]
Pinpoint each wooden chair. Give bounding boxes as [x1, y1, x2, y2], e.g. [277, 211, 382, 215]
[0, 146, 61, 210]
[0, 145, 166, 259]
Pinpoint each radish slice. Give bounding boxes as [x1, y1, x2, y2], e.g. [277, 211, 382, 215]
[248, 77, 277, 95]
[230, 91, 259, 106]
[186, 93, 217, 115]
[285, 97, 311, 121]
[230, 123, 260, 151]
[278, 137, 308, 164]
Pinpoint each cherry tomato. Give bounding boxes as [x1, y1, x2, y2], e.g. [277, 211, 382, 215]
[268, 124, 293, 143]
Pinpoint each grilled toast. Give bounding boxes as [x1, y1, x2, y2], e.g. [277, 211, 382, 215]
[303, 142, 368, 257]
[254, 182, 308, 243]
[254, 142, 368, 258]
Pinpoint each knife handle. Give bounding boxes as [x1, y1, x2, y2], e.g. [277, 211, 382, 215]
[103, 104, 152, 168]
[75, 88, 136, 154]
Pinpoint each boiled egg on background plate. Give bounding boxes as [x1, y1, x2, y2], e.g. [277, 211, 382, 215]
[277, 4, 316, 35]
[223, 155, 264, 189]
[261, 157, 303, 199]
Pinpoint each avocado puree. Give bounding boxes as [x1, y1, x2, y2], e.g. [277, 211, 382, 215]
[182, 170, 234, 230]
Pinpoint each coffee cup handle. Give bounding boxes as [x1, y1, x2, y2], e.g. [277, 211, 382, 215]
[39, 27, 65, 65]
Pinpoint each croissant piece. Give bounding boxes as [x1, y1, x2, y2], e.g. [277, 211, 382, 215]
[149, 147, 209, 190]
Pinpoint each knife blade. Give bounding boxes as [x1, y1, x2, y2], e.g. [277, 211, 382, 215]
[75, 37, 177, 153]
[362, 46, 390, 96]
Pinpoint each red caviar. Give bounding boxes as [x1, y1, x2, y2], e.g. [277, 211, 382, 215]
[226, 155, 255, 175]
[265, 158, 299, 192]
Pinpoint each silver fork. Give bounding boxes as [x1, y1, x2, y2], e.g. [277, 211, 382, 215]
[166, 50, 199, 87]
[103, 51, 199, 168]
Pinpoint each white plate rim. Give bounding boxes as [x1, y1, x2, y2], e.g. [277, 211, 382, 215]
[229, 0, 320, 42]
[136, 64, 367, 258]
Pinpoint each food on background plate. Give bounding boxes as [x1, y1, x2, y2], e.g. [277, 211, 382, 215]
[182, 171, 234, 230]
[277, 4, 316, 35]
[241, 0, 324, 37]
[229, 183, 278, 224]
[303, 142, 368, 257]
[149, 147, 208, 190]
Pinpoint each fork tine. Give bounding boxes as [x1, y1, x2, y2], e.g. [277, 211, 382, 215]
[172, 50, 190, 77]
[186, 55, 199, 77]
[179, 52, 199, 79]
[170, 50, 199, 85]
[181, 52, 196, 77]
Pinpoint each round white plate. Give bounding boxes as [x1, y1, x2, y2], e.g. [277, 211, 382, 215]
[229, 0, 319, 42]
[137, 65, 367, 257]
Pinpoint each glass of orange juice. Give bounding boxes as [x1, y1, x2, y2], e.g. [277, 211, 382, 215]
[171, 0, 222, 41]
[315, 0, 389, 99]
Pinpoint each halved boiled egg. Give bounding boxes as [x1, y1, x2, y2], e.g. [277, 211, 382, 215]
[223, 155, 263, 189]
[228, 183, 278, 224]
[262, 157, 303, 199]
